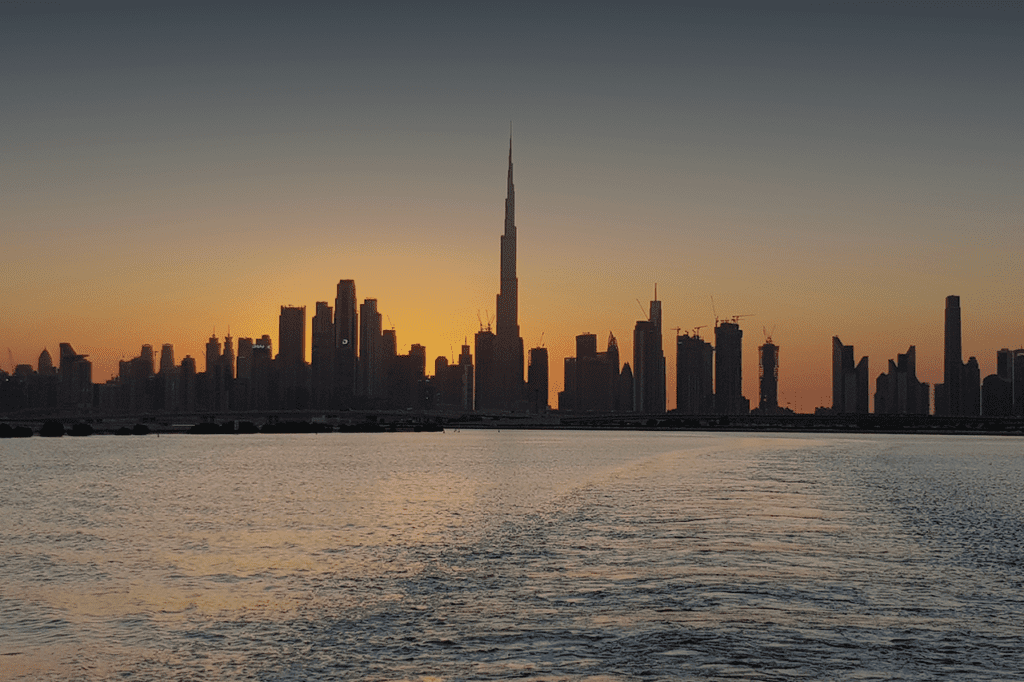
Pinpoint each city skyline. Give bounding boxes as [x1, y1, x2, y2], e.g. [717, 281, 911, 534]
[3, 2, 1023, 413]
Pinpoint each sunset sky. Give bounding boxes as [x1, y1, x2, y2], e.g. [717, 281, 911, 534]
[4, 1, 1022, 413]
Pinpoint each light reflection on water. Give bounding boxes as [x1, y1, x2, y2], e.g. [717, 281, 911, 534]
[2, 430, 1023, 680]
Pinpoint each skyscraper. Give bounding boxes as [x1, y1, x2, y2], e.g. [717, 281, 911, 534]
[715, 321, 746, 415]
[758, 339, 779, 412]
[676, 331, 714, 415]
[943, 295, 963, 416]
[633, 294, 665, 414]
[311, 301, 334, 408]
[159, 344, 175, 374]
[493, 131, 525, 410]
[832, 336, 868, 414]
[874, 346, 928, 415]
[278, 306, 306, 367]
[334, 280, 358, 406]
[359, 299, 383, 400]
[278, 305, 308, 410]
[527, 346, 548, 413]
[474, 326, 497, 411]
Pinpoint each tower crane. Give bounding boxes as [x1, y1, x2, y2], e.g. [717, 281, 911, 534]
[635, 299, 649, 320]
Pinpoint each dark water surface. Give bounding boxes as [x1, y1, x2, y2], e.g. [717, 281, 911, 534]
[2, 431, 1023, 680]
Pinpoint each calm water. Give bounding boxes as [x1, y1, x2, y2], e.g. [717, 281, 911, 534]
[2, 430, 1023, 680]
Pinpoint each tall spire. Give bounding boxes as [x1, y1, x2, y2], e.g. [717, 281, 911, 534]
[507, 121, 514, 198]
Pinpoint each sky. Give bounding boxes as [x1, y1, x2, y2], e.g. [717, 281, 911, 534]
[3, 1, 1022, 413]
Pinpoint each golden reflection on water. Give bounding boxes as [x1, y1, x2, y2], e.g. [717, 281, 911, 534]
[4, 433, 1024, 679]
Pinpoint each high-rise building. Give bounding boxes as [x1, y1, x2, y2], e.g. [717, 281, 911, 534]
[58, 342, 92, 410]
[474, 327, 497, 411]
[527, 346, 548, 413]
[278, 306, 308, 410]
[359, 299, 383, 400]
[874, 346, 928, 415]
[222, 334, 235, 381]
[159, 344, 175, 374]
[459, 343, 474, 412]
[278, 306, 306, 367]
[311, 301, 334, 408]
[758, 340, 779, 412]
[334, 280, 358, 406]
[493, 132, 525, 410]
[982, 348, 1013, 416]
[676, 332, 714, 415]
[943, 295, 963, 416]
[715, 321, 746, 415]
[562, 333, 620, 413]
[633, 294, 665, 414]
[38, 348, 55, 376]
[832, 336, 868, 414]
[205, 334, 222, 374]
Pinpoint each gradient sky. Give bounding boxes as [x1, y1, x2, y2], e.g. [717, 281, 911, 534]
[3, 1, 1022, 413]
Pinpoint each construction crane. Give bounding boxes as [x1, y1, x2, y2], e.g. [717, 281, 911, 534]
[728, 314, 754, 325]
[635, 298, 649, 320]
[539, 332, 545, 347]
[692, 325, 706, 338]
[763, 325, 776, 345]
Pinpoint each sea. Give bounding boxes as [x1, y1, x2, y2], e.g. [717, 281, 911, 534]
[1, 430, 1023, 681]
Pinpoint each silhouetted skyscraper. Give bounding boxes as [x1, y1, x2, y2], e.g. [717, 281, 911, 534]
[311, 301, 334, 408]
[474, 327, 497, 411]
[874, 346, 928, 415]
[943, 295, 963, 416]
[493, 133, 525, 410]
[58, 342, 92, 410]
[676, 332, 713, 415]
[633, 294, 665, 414]
[222, 335, 234, 381]
[278, 306, 308, 410]
[205, 334, 222, 374]
[359, 299, 383, 400]
[527, 346, 548, 413]
[563, 333, 619, 413]
[334, 280, 358, 406]
[38, 348, 55, 376]
[159, 344, 175, 375]
[715, 321, 746, 415]
[758, 340, 779, 412]
[832, 336, 868, 414]
[278, 306, 306, 367]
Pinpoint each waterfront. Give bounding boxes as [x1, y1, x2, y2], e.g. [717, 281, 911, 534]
[2, 431, 1023, 680]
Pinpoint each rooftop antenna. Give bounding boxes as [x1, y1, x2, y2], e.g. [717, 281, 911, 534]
[711, 296, 718, 327]
[654, 283, 658, 301]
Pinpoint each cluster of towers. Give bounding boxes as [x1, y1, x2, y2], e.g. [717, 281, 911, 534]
[0, 135, 776, 418]
[11, 138, 1024, 420]
[831, 295, 1024, 417]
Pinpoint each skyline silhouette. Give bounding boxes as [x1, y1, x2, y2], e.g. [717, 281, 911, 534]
[3, 137, 1022, 419]
[3, 3, 1022, 413]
